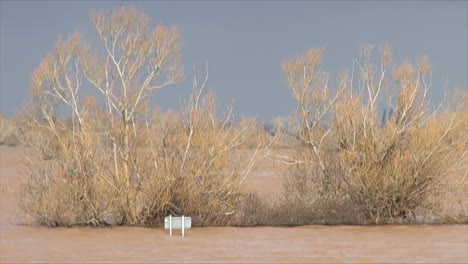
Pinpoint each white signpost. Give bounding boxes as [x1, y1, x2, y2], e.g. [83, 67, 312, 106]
[164, 215, 192, 237]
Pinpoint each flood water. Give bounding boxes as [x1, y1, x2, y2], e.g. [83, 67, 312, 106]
[1, 146, 467, 263]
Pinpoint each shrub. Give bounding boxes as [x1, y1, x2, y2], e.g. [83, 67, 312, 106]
[280, 44, 468, 224]
[19, 7, 269, 227]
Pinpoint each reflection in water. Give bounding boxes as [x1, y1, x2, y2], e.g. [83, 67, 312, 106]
[1, 147, 467, 263]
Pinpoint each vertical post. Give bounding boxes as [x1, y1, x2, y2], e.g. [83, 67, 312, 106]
[182, 215, 185, 237]
[169, 214, 172, 236]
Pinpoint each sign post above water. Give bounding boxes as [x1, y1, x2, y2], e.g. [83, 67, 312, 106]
[164, 215, 192, 237]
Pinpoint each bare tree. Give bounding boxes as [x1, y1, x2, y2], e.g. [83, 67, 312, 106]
[24, 7, 183, 225]
[21, 7, 273, 227]
[281, 44, 467, 224]
[281, 48, 340, 190]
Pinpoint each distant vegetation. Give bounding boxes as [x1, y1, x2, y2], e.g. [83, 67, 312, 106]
[10, 7, 467, 227]
[0, 114, 19, 146]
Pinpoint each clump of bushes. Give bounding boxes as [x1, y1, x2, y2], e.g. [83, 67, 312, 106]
[276, 45, 468, 224]
[20, 90, 262, 227]
[18, 6, 466, 227]
[19, 7, 267, 227]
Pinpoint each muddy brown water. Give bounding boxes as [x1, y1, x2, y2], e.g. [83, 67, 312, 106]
[1, 146, 467, 263]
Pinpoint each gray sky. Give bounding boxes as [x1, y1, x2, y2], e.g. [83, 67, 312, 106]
[1, 1, 467, 121]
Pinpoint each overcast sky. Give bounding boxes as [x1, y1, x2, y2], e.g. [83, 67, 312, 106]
[1, 1, 467, 121]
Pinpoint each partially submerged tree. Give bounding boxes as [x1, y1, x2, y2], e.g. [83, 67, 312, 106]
[23, 7, 183, 225]
[20, 7, 268, 227]
[280, 44, 467, 224]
